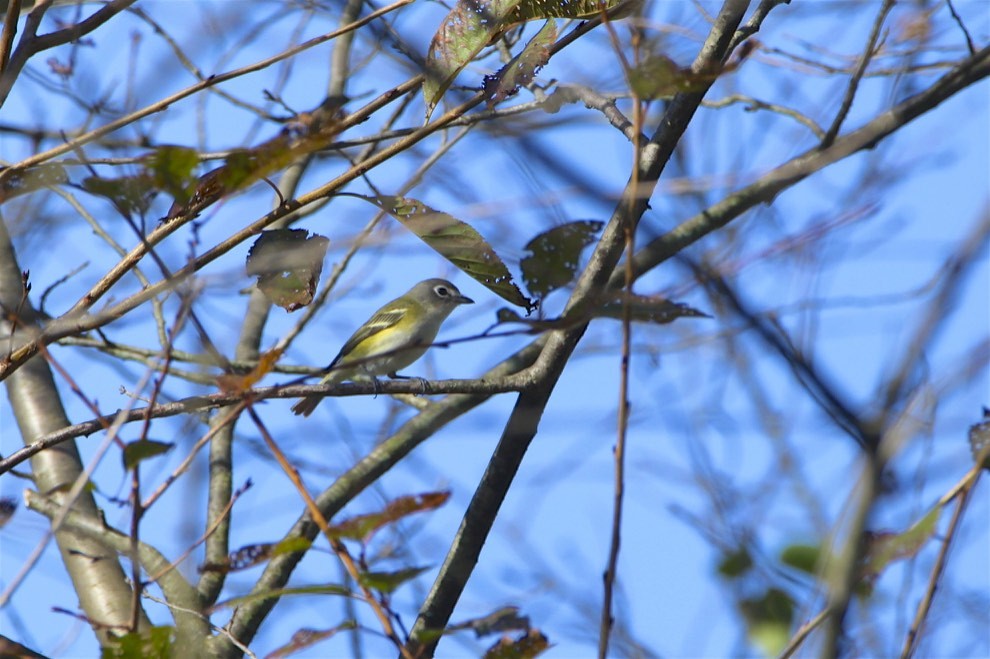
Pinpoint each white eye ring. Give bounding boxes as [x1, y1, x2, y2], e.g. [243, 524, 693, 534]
[434, 285, 450, 297]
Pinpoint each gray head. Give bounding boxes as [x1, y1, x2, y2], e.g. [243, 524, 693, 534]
[407, 278, 474, 311]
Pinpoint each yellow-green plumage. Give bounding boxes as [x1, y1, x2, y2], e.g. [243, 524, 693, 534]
[291, 279, 473, 416]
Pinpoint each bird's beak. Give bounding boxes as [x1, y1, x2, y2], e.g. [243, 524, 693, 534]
[456, 294, 474, 305]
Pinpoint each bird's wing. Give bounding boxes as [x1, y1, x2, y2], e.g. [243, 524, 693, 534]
[329, 306, 406, 366]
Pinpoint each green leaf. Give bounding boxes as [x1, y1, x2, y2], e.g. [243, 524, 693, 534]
[273, 536, 314, 555]
[739, 588, 794, 657]
[246, 229, 330, 311]
[358, 565, 431, 593]
[365, 194, 534, 310]
[0, 497, 15, 529]
[145, 146, 199, 207]
[0, 163, 68, 202]
[748, 620, 790, 658]
[210, 584, 353, 612]
[82, 175, 157, 217]
[628, 51, 720, 100]
[483, 20, 557, 107]
[780, 543, 823, 575]
[717, 546, 753, 579]
[860, 507, 941, 581]
[424, 0, 527, 119]
[102, 626, 174, 659]
[424, 0, 629, 116]
[596, 292, 710, 324]
[122, 439, 174, 471]
[167, 109, 345, 218]
[520, 220, 603, 299]
[511, 0, 628, 20]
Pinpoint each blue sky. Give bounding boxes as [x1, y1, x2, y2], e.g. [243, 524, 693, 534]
[1, 1, 988, 657]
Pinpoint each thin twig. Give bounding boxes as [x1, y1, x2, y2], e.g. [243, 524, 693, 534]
[900, 469, 982, 658]
[945, 0, 975, 55]
[0, 0, 415, 184]
[821, 0, 895, 147]
[0, 0, 21, 73]
[778, 608, 830, 659]
[244, 405, 413, 659]
[0, 375, 526, 476]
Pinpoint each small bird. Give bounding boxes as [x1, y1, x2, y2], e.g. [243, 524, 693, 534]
[291, 278, 474, 416]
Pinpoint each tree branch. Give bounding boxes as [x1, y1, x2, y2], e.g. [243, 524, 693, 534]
[624, 44, 990, 283]
[211, 342, 545, 656]
[0, 375, 528, 476]
[404, 2, 753, 655]
[24, 489, 210, 650]
[0, 214, 151, 645]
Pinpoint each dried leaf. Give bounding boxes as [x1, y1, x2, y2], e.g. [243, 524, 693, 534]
[200, 537, 312, 575]
[450, 606, 531, 638]
[597, 292, 710, 324]
[424, 0, 526, 119]
[246, 230, 330, 312]
[217, 346, 286, 393]
[201, 543, 275, 574]
[494, 308, 573, 332]
[265, 622, 357, 659]
[494, 291, 707, 333]
[483, 628, 550, 659]
[484, 20, 557, 107]
[520, 220, 602, 299]
[0, 163, 68, 202]
[968, 407, 990, 470]
[424, 0, 631, 117]
[82, 174, 157, 217]
[0, 497, 16, 529]
[167, 109, 345, 217]
[511, 0, 628, 20]
[330, 491, 451, 542]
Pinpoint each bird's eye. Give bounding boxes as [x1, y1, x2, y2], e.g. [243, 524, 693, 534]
[434, 285, 450, 297]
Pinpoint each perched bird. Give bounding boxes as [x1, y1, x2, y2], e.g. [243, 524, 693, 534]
[291, 278, 474, 416]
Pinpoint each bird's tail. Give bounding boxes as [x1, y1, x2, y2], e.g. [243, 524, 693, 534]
[290, 395, 322, 417]
[290, 370, 344, 417]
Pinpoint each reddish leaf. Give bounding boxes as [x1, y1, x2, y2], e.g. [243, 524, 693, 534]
[483, 628, 550, 659]
[330, 491, 451, 542]
[265, 622, 357, 659]
[217, 347, 286, 393]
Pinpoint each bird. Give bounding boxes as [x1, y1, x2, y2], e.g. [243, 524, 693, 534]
[291, 278, 474, 416]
